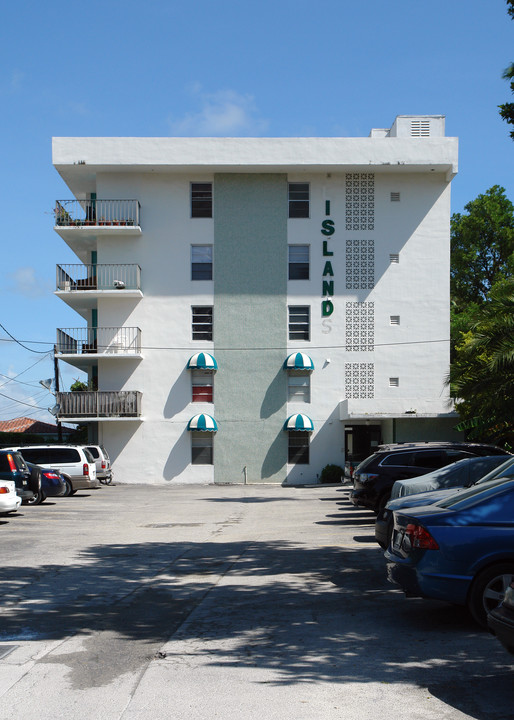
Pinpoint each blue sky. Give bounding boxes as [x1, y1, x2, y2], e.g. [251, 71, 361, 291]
[1, 0, 512, 423]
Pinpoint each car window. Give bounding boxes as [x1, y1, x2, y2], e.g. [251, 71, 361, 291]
[83, 448, 94, 463]
[381, 452, 416, 467]
[86, 446, 100, 459]
[437, 478, 514, 510]
[476, 458, 514, 485]
[411, 451, 446, 469]
[19, 448, 50, 464]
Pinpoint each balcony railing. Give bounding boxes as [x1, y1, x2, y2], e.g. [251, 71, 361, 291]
[56, 327, 141, 356]
[56, 264, 141, 292]
[56, 391, 142, 419]
[54, 199, 140, 227]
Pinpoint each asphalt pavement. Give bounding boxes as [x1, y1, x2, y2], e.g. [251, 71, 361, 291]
[0, 482, 513, 720]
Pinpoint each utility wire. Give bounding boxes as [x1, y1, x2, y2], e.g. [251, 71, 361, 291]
[0, 324, 52, 354]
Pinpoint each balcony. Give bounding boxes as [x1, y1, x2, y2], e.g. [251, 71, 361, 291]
[56, 327, 142, 369]
[54, 199, 141, 260]
[55, 264, 142, 316]
[56, 391, 142, 421]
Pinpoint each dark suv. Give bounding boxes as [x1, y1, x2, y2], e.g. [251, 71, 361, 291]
[350, 442, 510, 513]
[0, 449, 38, 504]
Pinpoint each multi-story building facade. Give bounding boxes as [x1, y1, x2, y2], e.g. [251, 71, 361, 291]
[52, 115, 459, 485]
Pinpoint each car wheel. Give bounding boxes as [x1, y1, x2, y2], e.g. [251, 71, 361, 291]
[468, 563, 514, 627]
[23, 489, 45, 506]
[376, 493, 390, 514]
[62, 479, 73, 497]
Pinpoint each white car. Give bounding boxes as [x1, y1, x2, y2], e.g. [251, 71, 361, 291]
[2, 445, 98, 497]
[84, 445, 113, 484]
[0, 479, 22, 513]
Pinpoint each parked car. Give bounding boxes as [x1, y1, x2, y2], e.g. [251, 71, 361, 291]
[23, 462, 66, 504]
[84, 445, 112, 484]
[0, 449, 37, 503]
[0, 479, 22, 514]
[385, 477, 514, 626]
[350, 442, 510, 513]
[375, 456, 514, 548]
[488, 580, 514, 655]
[1, 445, 98, 496]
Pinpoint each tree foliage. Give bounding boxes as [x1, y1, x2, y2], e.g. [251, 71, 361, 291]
[499, 1, 514, 138]
[449, 278, 514, 445]
[450, 186, 514, 309]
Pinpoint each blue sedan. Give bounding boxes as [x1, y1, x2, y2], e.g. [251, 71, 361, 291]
[385, 478, 514, 626]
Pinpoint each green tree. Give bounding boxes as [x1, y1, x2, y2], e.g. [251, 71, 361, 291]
[449, 278, 514, 445]
[499, 1, 514, 138]
[451, 186, 514, 309]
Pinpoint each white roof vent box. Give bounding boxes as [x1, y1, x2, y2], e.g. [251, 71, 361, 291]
[388, 115, 445, 138]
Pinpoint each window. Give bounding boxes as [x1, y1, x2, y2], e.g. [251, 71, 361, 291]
[390, 254, 400, 264]
[191, 245, 213, 280]
[191, 183, 212, 218]
[288, 372, 310, 402]
[288, 245, 310, 280]
[288, 306, 310, 341]
[192, 370, 213, 402]
[288, 182, 309, 218]
[192, 306, 213, 341]
[389, 377, 399, 387]
[390, 316, 400, 325]
[191, 432, 213, 464]
[390, 192, 401, 202]
[288, 431, 310, 464]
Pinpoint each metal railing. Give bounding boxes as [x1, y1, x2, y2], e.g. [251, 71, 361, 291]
[56, 264, 141, 292]
[56, 327, 141, 355]
[54, 199, 140, 227]
[56, 391, 142, 418]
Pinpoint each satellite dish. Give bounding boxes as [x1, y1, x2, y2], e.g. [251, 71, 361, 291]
[48, 404, 60, 417]
[40, 378, 54, 390]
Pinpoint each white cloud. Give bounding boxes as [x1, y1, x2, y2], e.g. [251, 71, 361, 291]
[168, 88, 269, 136]
[9, 267, 51, 298]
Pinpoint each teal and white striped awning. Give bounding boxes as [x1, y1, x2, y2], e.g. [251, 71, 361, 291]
[187, 414, 218, 432]
[187, 352, 218, 370]
[283, 352, 314, 371]
[284, 414, 314, 432]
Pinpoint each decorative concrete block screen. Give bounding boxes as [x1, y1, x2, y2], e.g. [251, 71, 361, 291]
[344, 362, 375, 399]
[345, 302, 375, 351]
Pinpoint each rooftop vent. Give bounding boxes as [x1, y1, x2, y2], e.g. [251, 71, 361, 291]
[411, 119, 431, 137]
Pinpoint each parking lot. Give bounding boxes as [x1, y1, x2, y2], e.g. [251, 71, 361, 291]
[0, 482, 513, 720]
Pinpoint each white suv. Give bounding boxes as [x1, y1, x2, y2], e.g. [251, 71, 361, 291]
[4, 445, 98, 496]
[84, 445, 113, 484]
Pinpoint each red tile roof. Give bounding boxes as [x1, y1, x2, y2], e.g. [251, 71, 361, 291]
[0, 417, 73, 435]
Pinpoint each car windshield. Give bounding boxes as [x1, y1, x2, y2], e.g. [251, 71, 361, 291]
[436, 477, 513, 509]
[474, 457, 514, 485]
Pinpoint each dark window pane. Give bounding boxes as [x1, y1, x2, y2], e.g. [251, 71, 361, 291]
[191, 183, 213, 218]
[192, 263, 213, 280]
[288, 183, 309, 218]
[289, 263, 309, 280]
[288, 432, 310, 464]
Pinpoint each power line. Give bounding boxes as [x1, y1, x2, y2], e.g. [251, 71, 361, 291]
[0, 324, 52, 354]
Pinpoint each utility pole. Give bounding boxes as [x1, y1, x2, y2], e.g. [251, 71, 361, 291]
[54, 345, 63, 443]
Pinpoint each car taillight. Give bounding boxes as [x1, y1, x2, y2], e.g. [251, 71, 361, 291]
[43, 471, 60, 480]
[84, 463, 89, 478]
[405, 523, 439, 550]
[101, 461, 106, 470]
[6, 453, 17, 472]
[0, 487, 9, 494]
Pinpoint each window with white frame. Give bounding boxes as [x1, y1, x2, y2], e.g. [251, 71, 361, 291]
[288, 431, 310, 464]
[288, 245, 310, 280]
[288, 306, 310, 341]
[192, 306, 213, 341]
[288, 372, 311, 402]
[191, 183, 213, 218]
[191, 432, 213, 464]
[191, 245, 213, 280]
[192, 370, 213, 402]
[288, 183, 309, 218]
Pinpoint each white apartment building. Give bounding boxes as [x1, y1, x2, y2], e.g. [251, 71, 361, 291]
[52, 115, 460, 485]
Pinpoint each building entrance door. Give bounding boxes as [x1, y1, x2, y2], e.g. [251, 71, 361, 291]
[344, 425, 382, 476]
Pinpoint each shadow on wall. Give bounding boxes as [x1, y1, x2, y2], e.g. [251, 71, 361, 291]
[163, 367, 191, 418]
[162, 428, 190, 481]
